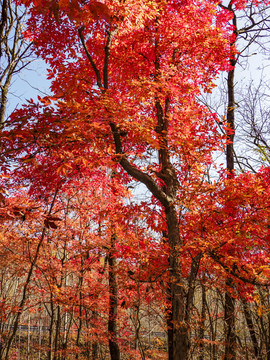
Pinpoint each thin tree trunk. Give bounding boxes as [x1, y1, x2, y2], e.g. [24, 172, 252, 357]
[199, 284, 207, 360]
[48, 297, 54, 360]
[224, 7, 237, 359]
[242, 299, 261, 359]
[4, 190, 58, 360]
[224, 279, 236, 360]
[108, 234, 120, 360]
[205, 289, 219, 360]
[27, 314, 31, 360]
[38, 316, 42, 360]
[0, 0, 8, 55]
[90, 310, 98, 360]
[75, 273, 83, 359]
[53, 305, 61, 360]
[4, 228, 47, 360]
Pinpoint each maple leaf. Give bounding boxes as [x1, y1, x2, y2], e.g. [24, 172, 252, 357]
[88, 1, 111, 22]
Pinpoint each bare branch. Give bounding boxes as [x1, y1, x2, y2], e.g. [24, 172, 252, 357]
[78, 26, 102, 88]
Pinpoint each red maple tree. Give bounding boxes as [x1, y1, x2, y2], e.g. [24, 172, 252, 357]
[1, 0, 270, 359]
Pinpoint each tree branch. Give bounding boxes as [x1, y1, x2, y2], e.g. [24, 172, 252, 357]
[78, 26, 102, 88]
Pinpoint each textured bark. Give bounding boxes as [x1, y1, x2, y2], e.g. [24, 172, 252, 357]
[226, 63, 235, 174]
[0, 0, 8, 58]
[224, 279, 236, 360]
[242, 299, 261, 359]
[224, 6, 237, 359]
[267, 313, 270, 360]
[53, 305, 61, 360]
[108, 234, 120, 360]
[75, 272, 83, 360]
[48, 296, 54, 360]
[166, 284, 174, 360]
[198, 284, 206, 360]
[165, 206, 189, 360]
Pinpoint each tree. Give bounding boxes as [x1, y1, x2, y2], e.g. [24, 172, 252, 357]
[0, 0, 33, 127]
[8, 1, 233, 358]
[2, 0, 270, 359]
[236, 79, 270, 171]
[215, 3, 270, 358]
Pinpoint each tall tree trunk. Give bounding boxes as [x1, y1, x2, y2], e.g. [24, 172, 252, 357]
[166, 280, 174, 360]
[88, 309, 98, 360]
[53, 305, 61, 360]
[199, 284, 207, 360]
[242, 299, 261, 359]
[0, 0, 8, 54]
[224, 7, 237, 359]
[165, 206, 189, 360]
[48, 296, 54, 360]
[267, 312, 270, 360]
[226, 63, 236, 175]
[224, 279, 236, 360]
[75, 270, 83, 360]
[108, 234, 120, 360]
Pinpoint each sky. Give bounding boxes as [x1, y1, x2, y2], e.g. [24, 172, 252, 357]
[7, 60, 51, 115]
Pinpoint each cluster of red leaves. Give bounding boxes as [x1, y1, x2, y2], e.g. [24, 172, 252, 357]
[1, 0, 270, 357]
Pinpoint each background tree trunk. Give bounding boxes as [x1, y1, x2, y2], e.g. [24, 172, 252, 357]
[108, 234, 120, 360]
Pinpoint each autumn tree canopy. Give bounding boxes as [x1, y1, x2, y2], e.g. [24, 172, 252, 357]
[1, 0, 270, 359]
